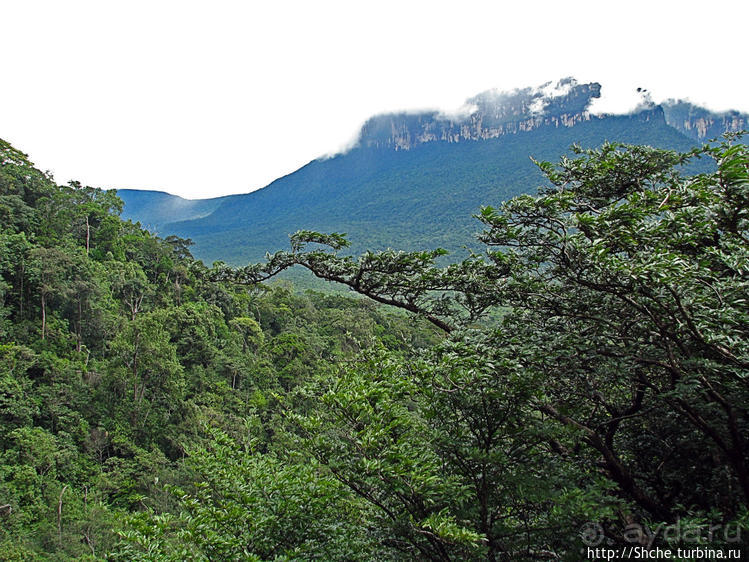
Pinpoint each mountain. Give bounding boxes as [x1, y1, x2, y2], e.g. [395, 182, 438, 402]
[357, 79, 603, 150]
[117, 79, 748, 266]
[117, 189, 225, 235]
[661, 99, 748, 141]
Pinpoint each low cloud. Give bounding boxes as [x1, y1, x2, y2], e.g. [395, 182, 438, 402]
[436, 102, 479, 122]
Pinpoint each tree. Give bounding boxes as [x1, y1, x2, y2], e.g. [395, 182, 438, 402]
[0, 232, 32, 333]
[290, 345, 559, 559]
[68, 181, 124, 255]
[28, 247, 73, 340]
[108, 311, 184, 435]
[474, 141, 749, 521]
[111, 428, 378, 561]
[65, 256, 106, 353]
[109, 262, 150, 321]
[243, 138, 749, 552]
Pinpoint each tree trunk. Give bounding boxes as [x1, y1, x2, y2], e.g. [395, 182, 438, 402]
[19, 264, 24, 316]
[76, 298, 82, 353]
[58, 485, 68, 547]
[41, 293, 46, 339]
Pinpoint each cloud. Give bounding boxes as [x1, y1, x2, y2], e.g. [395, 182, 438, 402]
[527, 78, 577, 115]
[436, 102, 479, 122]
[587, 83, 658, 116]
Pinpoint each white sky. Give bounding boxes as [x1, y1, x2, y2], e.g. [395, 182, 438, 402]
[2, 0, 748, 199]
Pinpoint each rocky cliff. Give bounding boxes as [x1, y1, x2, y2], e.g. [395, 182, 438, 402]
[357, 78, 748, 150]
[662, 100, 748, 141]
[357, 78, 604, 150]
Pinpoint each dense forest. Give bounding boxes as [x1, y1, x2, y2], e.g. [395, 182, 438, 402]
[1, 135, 748, 560]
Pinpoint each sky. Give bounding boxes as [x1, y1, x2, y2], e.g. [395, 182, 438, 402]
[2, 0, 748, 200]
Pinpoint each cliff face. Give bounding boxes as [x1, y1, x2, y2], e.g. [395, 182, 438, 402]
[662, 100, 748, 141]
[358, 78, 604, 150]
[357, 79, 748, 150]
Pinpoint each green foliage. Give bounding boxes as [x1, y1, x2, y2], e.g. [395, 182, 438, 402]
[1, 135, 441, 558]
[243, 137, 749, 557]
[3, 132, 747, 559]
[291, 345, 533, 558]
[113, 428, 377, 561]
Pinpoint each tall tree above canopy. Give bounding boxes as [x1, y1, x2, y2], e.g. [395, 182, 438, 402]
[242, 138, 749, 533]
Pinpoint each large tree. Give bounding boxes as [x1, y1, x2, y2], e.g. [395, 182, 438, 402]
[232, 138, 749, 555]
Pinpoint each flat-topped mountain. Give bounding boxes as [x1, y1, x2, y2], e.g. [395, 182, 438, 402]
[661, 100, 748, 140]
[358, 79, 603, 150]
[116, 79, 747, 265]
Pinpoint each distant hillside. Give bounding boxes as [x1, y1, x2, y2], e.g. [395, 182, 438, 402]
[118, 79, 747, 266]
[163, 109, 700, 265]
[117, 189, 225, 235]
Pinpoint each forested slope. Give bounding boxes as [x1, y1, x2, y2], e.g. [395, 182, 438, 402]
[162, 108, 702, 264]
[2, 135, 747, 560]
[0, 139, 439, 560]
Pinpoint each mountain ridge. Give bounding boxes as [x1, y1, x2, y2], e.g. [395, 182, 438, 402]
[118, 188, 225, 235]
[115, 79, 748, 265]
[357, 78, 603, 150]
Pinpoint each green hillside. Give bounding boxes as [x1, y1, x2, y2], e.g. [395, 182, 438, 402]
[163, 107, 703, 265]
[0, 138, 442, 559]
[117, 189, 225, 235]
[2, 130, 748, 560]
[117, 79, 749, 269]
